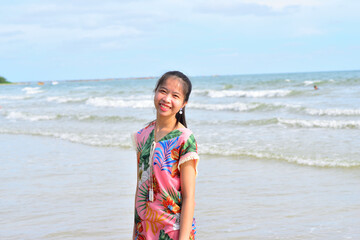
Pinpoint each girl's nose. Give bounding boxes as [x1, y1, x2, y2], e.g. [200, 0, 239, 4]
[162, 94, 171, 102]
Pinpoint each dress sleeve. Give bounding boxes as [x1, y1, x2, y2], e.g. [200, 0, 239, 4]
[178, 134, 199, 175]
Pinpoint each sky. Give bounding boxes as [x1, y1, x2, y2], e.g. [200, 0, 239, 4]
[1, 0, 360, 82]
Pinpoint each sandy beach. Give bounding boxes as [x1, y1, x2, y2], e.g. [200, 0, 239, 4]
[1, 134, 359, 239]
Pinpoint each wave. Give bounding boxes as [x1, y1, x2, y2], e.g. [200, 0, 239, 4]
[2, 111, 143, 122]
[46, 96, 87, 103]
[73, 86, 95, 90]
[21, 87, 44, 95]
[0, 129, 132, 149]
[193, 89, 293, 98]
[304, 108, 360, 116]
[300, 77, 360, 86]
[191, 117, 360, 129]
[303, 80, 327, 86]
[191, 118, 279, 127]
[189, 100, 360, 117]
[0, 95, 31, 100]
[189, 101, 304, 113]
[5, 111, 57, 121]
[278, 118, 360, 129]
[200, 146, 360, 168]
[189, 102, 261, 112]
[86, 97, 153, 108]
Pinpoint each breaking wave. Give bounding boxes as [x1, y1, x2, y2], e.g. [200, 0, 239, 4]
[86, 97, 153, 108]
[21, 87, 44, 95]
[5, 111, 57, 121]
[0, 129, 131, 148]
[193, 89, 293, 98]
[278, 118, 360, 129]
[304, 108, 360, 116]
[46, 96, 87, 103]
[200, 145, 360, 168]
[2, 111, 142, 122]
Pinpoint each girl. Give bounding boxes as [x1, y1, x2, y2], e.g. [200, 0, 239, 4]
[133, 71, 199, 240]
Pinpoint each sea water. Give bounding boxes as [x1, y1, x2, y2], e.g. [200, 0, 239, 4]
[1, 70, 360, 168]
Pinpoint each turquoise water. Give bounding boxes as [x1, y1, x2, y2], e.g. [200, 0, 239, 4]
[1, 70, 360, 168]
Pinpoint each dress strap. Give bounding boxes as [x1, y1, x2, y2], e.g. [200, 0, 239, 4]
[148, 141, 156, 202]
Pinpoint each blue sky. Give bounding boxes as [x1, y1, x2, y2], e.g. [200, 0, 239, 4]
[1, 0, 359, 82]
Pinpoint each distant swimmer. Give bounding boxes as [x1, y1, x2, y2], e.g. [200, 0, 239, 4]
[314, 85, 319, 90]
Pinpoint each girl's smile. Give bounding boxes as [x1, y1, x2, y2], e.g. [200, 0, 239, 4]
[159, 102, 171, 112]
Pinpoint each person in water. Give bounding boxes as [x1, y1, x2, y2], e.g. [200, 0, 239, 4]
[314, 85, 319, 90]
[132, 71, 199, 240]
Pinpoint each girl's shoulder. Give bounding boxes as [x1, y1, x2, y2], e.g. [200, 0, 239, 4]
[176, 127, 196, 142]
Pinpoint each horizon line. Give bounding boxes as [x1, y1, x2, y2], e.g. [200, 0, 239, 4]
[7, 68, 360, 84]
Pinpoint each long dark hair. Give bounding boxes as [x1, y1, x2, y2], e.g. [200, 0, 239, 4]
[154, 71, 192, 128]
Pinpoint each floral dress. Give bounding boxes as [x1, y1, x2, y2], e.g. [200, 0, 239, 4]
[133, 121, 199, 240]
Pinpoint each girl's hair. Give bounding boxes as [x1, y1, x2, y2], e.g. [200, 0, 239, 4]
[154, 71, 192, 128]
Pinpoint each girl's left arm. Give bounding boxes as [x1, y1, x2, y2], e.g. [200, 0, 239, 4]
[179, 160, 197, 240]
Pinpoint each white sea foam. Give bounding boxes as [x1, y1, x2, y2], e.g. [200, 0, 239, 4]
[195, 89, 292, 98]
[0, 95, 30, 100]
[189, 102, 260, 111]
[304, 108, 360, 116]
[21, 87, 44, 95]
[46, 96, 86, 103]
[0, 129, 131, 148]
[126, 95, 152, 100]
[74, 86, 94, 90]
[303, 81, 316, 86]
[86, 97, 153, 108]
[303, 79, 334, 86]
[278, 118, 360, 129]
[5, 111, 56, 121]
[243, 152, 360, 168]
[200, 145, 360, 168]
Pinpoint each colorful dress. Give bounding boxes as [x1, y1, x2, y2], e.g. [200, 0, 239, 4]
[133, 121, 199, 240]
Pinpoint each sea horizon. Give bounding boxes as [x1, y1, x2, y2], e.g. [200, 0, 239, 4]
[4, 68, 360, 84]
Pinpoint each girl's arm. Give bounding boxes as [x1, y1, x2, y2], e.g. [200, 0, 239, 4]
[132, 188, 138, 239]
[179, 160, 197, 240]
[133, 154, 140, 239]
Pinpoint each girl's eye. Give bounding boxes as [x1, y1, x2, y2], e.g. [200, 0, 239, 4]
[173, 95, 179, 99]
[160, 89, 166, 93]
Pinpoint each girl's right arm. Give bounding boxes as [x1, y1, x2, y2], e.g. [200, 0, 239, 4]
[132, 161, 139, 239]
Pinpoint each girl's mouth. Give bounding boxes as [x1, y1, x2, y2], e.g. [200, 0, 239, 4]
[159, 103, 170, 111]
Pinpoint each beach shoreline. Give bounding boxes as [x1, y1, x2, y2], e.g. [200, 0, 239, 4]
[1, 133, 360, 239]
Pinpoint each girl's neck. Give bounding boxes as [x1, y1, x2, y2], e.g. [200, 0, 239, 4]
[155, 115, 177, 132]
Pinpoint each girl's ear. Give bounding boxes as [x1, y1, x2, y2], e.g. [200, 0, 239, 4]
[182, 101, 188, 109]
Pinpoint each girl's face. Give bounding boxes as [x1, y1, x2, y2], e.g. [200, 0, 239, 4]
[154, 76, 187, 120]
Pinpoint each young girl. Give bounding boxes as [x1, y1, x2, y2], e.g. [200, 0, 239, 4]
[133, 71, 199, 240]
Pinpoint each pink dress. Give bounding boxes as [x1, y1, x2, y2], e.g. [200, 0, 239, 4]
[133, 121, 199, 240]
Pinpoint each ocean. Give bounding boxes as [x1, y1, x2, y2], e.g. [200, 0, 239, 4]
[1, 70, 360, 239]
[1, 70, 360, 167]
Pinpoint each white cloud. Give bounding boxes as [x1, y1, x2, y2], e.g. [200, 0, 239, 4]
[0, 0, 359, 54]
